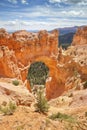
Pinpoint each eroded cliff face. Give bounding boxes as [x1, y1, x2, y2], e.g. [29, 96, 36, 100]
[35, 56, 66, 100]
[0, 28, 87, 100]
[72, 26, 87, 45]
[0, 29, 60, 99]
[0, 29, 58, 64]
[0, 46, 21, 79]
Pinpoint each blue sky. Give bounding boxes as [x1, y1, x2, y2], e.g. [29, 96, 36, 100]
[0, 0, 87, 31]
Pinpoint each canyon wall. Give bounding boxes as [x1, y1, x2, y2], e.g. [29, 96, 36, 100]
[72, 26, 87, 46]
[0, 28, 87, 100]
[0, 28, 60, 99]
[0, 29, 58, 65]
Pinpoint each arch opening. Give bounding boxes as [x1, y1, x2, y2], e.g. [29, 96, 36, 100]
[27, 61, 49, 88]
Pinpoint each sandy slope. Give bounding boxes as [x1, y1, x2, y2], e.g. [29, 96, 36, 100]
[0, 79, 87, 130]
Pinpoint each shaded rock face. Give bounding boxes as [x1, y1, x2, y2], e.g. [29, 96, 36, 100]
[72, 26, 87, 45]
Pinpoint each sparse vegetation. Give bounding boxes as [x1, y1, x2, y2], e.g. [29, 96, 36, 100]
[49, 112, 87, 130]
[27, 61, 49, 87]
[45, 118, 51, 126]
[15, 125, 24, 130]
[12, 80, 19, 86]
[49, 112, 75, 123]
[0, 101, 17, 115]
[83, 81, 87, 89]
[85, 112, 87, 117]
[34, 86, 49, 113]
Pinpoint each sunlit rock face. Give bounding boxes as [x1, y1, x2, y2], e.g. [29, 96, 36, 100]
[0, 27, 87, 100]
[0, 46, 21, 79]
[0, 29, 59, 98]
[0, 28, 10, 38]
[0, 29, 58, 65]
[67, 26, 87, 82]
[72, 26, 87, 46]
[35, 56, 66, 100]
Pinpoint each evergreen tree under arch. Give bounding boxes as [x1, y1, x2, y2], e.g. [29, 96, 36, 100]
[27, 61, 49, 87]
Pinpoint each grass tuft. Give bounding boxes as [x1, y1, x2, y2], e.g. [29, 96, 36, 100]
[0, 101, 17, 115]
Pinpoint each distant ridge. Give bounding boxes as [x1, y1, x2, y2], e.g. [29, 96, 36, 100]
[57, 25, 86, 48]
[58, 26, 78, 35]
[56, 25, 86, 35]
[8, 25, 86, 34]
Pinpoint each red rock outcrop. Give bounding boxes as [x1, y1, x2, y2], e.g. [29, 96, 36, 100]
[0, 28, 87, 100]
[72, 26, 87, 45]
[35, 56, 66, 100]
[0, 29, 59, 99]
[0, 29, 58, 64]
[66, 45, 87, 82]
[0, 46, 21, 79]
[0, 28, 10, 38]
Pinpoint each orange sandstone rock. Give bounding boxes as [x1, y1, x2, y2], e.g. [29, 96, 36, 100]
[0, 46, 21, 78]
[35, 56, 66, 100]
[72, 26, 87, 45]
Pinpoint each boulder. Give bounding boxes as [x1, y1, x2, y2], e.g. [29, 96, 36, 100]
[0, 81, 34, 106]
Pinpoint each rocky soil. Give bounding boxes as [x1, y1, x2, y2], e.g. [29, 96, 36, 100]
[0, 80, 87, 130]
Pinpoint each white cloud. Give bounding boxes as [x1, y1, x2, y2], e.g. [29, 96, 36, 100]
[8, 0, 18, 4]
[0, 18, 87, 31]
[21, 0, 28, 5]
[78, 1, 87, 6]
[0, 5, 86, 19]
[49, 0, 87, 5]
[7, 0, 29, 5]
[62, 10, 84, 16]
[49, 0, 61, 3]
[0, 3, 87, 31]
[66, 0, 87, 4]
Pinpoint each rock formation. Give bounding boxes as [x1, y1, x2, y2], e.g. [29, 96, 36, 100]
[35, 56, 66, 100]
[0, 28, 10, 38]
[0, 80, 34, 106]
[0, 29, 60, 99]
[72, 26, 87, 45]
[0, 28, 87, 100]
[0, 29, 58, 73]
[0, 28, 58, 64]
[0, 46, 21, 79]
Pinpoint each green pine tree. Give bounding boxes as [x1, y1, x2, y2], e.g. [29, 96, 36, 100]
[34, 87, 49, 113]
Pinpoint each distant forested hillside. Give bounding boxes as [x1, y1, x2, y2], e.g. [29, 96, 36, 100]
[59, 32, 75, 49]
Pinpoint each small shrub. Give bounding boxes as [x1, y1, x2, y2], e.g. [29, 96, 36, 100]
[34, 86, 49, 113]
[49, 112, 75, 123]
[12, 80, 19, 86]
[0, 101, 17, 115]
[83, 81, 87, 89]
[45, 118, 51, 127]
[85, 112, 87, 117]
[16, 125, 24, 130]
